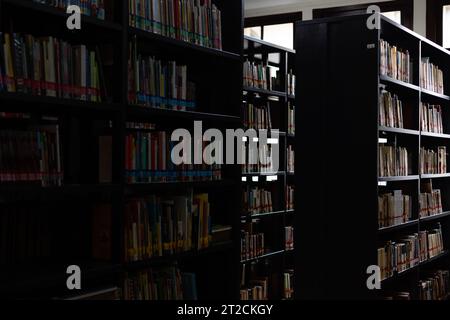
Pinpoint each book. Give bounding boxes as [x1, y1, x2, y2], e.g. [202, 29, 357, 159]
[0, 125, 63, 187]
[284, 226, 294, 250]
[379, 39, 412, 83]
[243, 186, 273, 215]
[421, 103, 444, 134]
[124, 190, 213, 262]
[242, 141, 275, 174]
[419, 270, 449, 300]
[123, 266, 196, 300]
[421, 57, 444, 94]
[240, 263, 269, 300]
[419, 180, 443, 217]
[286, 185, 294, 210]
[287, 145, 294, 173]
[283, 269, 294, 299]
[125, 129, 221, 183]
[0, 33, 106, 102]
[378, 225, 445, 280]
[379, 90, 404, 128]
[241, 221, 267, 261]
[288, 102, 295, 135]
[378, 145, 411, 177]
[420, 146, 447, 174]
[242, 101, 272, 130]
[128, 0, 222, 50]
[287, 69, 295, 96]
[378, 190, 412, 228]
[243, 59, 281, 91]
[128, 38, 196, 111]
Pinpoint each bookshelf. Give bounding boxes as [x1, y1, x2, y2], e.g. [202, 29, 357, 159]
[240, 36, 295, 300]
[0, 0, 243, 300]
[295, 14, 450, 300]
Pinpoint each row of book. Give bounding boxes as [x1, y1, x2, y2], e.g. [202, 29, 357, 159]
[240, 278, 268, 300]
[285, 226, 294, 250]
[242, 102, 272, 130]
[421, 103, 444, 134]
[125, 131, 221, 183]
[286, 185, 294, 210]
[241, 230, 265, 261]
[124, 192, 212, 262]
[129, 0, 222, 49]
[419, 270, 449, 300]
[242, 144, 276, 174]
[128, 40, 196, 111]
[123, 267, 197, 300]
[379, 39, 412, 83]
[288, 102, 295, 135]
[0, 33, 106, 102]
[243, 60, 280, 91]
[287, 145, 294, 173]
[31, 0, 108, 20]
[243, 187, 274, 215]
[283, 270, 294, 300]
[378, 224, 444, 280]
[287, 70, 295, 96]
[0, 127, 63, 186]
[378, 145, 410, 177]
[420, 146, 447, 175]
[378, 190, 412, 228]
[379, 91, 404, 129]
[419, 189, 443, 218]
[421, 57, 444, 94]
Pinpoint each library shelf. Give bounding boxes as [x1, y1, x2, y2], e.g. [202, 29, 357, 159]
[128, 27, 241, 61]
[240, 210, 286, 220]
[420, 173, 450, 179]
[240, 249, 286, 264]
[296, 14, 450, 299]
[0, 92, 121, 113]
[288, 95, 295, 100]
[0, 0, 244, 300]
[381, 251, 449, 284]
[126, 105, 241, 124]
[285, 209, 295, 214]
[378, 175, 420, 182]
[378, 126, 420, 136]
[421, 89, 450, 101]
[377, 220, 419, 234]
[124, 241, 234, 270]
[243, 86, 286, 98]
[420, 131, 450, 139]
[2, 0, 123, 32]
[242, 171, 286, 177]
[379, 75, 420, 92]
[420, 211, 450, 222]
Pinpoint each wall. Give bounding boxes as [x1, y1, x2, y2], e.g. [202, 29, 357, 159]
[245, 0, 427, 36]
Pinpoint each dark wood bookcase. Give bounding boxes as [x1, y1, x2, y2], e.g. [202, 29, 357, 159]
[0, 0, 243, 300]
[295, 14, 450, 299]
[240, 36, 295, 300]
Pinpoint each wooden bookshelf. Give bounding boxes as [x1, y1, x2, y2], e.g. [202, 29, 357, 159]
[0, 0, 244, 300]
[240, 36, 295, 300]
[295, 14, 450, 300]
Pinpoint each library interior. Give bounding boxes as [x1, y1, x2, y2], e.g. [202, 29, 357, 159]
[0, 0, 450, 301]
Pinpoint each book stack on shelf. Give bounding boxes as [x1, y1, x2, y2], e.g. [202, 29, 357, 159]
[128, 39, 196, 111]
[0, 33, 107, 101]
[123, 266, 198, 300]
[240, 36, 295, 300]
[296, 14, 450, 299]
[418, 269, 449, 300]
[128, 0, 222, 50]
[0, 0, 243, 300]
